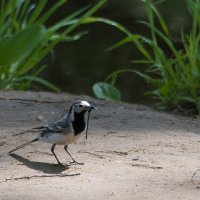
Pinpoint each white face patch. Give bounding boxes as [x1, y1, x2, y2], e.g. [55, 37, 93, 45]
[80, 101, 90, 107]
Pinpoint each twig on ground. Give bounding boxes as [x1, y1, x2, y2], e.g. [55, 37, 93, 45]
[132, 163, 163, 170]
[96, 150, 128, 156]
[78, 150, 107, 159]
[1, 173, 80, 183]
[191, 169, 200, 184]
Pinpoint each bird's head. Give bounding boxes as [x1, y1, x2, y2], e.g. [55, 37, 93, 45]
[70, 100, 95, 114]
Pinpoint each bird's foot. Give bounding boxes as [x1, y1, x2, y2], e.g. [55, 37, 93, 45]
[70, 161, 84, 165]
[54, 162, 69, 168]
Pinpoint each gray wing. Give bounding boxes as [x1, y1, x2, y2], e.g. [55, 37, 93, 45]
[33, 114, 70, 132]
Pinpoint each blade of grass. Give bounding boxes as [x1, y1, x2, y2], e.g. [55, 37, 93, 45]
[36, 0, 67, 24]
[106, 35, 141, 51]
[62, 0, 108, 36]
[15, 76, 60, 91]
[27, 0, 48, 25]
[47, 6, 90, 34]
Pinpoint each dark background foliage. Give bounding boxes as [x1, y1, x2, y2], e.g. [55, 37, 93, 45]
[42, 0, 190, 103]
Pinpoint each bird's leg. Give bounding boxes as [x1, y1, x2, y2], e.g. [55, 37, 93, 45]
[51, 144, 63, 166]
[64, 145, 83, 165]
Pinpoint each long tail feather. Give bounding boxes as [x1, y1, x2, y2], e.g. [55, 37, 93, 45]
[32, 126, 44, 130]
[8, 138, 38, 154]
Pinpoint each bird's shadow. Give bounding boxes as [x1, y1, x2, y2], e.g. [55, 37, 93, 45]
[9, 153, 69, 174]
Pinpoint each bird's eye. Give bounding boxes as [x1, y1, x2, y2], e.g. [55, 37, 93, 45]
[79, 105, 83, 107]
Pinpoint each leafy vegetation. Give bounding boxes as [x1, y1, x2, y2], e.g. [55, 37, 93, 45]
[94, 0, 200, 114]
[0, 0, 107, 90]
[93, 82, 121, 102]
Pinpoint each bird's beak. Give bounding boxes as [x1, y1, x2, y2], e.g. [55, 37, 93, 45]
[90, 104, 96, 110]
[87, 104, 96, 112]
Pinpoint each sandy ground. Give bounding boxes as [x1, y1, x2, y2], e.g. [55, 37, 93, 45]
[1, 91, 200, 200]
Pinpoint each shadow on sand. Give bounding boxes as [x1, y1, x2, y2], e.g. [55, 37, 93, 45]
[9, 153, 69, 174]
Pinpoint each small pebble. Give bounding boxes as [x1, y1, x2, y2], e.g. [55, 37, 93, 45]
[132, 156, 139, 161]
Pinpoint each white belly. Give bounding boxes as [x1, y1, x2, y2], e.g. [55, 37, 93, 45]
[39, 131, 74, 145]
[39, 131, 83, 145]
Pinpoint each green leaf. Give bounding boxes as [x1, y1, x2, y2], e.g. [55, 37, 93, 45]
[16, 76, 60, 91]
[93, 82, 121, 102]
[106, 35, 141, 51]
[0, 24, 46, 66]
[159, 82, 174, 96]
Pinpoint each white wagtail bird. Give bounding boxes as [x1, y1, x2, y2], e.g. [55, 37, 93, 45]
[9, 100, 95, 166]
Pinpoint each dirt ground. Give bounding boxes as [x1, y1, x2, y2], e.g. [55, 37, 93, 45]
[1, 91, 200, 200]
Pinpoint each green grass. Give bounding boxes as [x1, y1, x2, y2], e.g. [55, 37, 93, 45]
[0, 0, 108, 91]
[94, 0, 200, 114]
